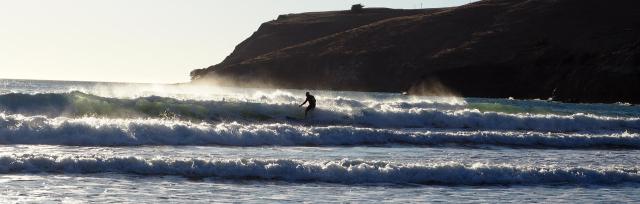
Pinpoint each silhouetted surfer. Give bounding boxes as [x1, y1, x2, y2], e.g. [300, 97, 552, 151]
[299, 92, 316, 118]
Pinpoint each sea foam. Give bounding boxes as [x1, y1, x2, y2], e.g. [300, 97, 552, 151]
[0, 92, 639, 131]
[0, 155, 638, 185]
[1, 114, 638, 148]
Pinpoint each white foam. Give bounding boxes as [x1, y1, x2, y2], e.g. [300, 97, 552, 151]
[1, 92, 638, 131]
[0, 155, 637, 185]
[345, 109, 640, 131]
[1, 114, 638, 148]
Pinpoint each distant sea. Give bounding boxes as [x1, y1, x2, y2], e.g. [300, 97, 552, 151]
[1, 79, 639, 203]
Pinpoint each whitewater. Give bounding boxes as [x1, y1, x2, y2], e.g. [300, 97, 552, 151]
[1, 79, 639, 203]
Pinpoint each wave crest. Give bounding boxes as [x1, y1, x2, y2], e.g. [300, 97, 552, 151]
[1, 92, 639, 131]
[0, 155, 638, 185]
[1, 114, 639, 148]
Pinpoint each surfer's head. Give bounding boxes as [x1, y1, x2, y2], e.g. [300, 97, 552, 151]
[306, 92, 310, 96]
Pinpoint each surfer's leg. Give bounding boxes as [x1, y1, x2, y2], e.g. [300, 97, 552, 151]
[304, 106, 313, 118]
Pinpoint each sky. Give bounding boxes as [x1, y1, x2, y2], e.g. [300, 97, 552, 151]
[0, 0, 475, 84]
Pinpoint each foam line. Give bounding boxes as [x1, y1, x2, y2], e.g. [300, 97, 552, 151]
[1, 114, 638, 148]
[1, 92, 639, 131]
[0, 156, 638, 185]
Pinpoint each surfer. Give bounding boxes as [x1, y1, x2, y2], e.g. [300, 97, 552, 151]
[299, 92, 316, 118]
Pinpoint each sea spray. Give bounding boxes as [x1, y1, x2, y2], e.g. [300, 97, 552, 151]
[1, 92, 639, 130]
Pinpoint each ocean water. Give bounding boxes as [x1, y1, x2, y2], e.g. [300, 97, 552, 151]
[0, 79, 639, 203]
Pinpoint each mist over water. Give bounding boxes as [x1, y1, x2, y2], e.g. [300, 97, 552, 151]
[1, 79, 639, 202]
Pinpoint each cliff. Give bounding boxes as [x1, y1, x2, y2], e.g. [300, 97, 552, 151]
[192, 0, 640, 103]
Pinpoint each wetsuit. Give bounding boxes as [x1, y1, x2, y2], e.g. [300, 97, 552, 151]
[305, 94, 316, 112]
[300, 94, 316, 118]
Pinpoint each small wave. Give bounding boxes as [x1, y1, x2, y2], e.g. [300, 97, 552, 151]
[0, 156, 638, 185]
[348, 109, 640, 131]
[1, 114, 639, 148]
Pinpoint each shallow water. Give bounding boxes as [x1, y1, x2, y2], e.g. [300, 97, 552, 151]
[0, 79, 639, 202]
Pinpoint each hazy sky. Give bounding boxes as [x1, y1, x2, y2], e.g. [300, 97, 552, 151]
[0, 0, 474, 83]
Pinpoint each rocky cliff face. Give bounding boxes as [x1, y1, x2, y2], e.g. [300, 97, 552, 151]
[192, 0, 640, 103]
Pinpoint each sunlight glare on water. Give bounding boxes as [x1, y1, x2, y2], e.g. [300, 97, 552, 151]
[0, 79, 639, 202]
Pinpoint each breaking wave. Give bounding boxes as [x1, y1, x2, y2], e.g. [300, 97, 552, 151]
[1, 114, 638, 148]
[0, 155, 638, 185]
[0, 92, 639, 131]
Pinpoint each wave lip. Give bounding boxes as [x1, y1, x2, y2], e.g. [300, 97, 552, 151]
[0, 156, 638, 185]
[0, 91, 461, 121]
[2, 114, 640, 148]
[2, 92, 639, 131]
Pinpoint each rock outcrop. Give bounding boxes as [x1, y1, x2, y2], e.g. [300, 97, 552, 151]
[192, 0, 640, 103]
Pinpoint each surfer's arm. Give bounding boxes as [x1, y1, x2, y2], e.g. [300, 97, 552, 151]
[299, 99, 308, 107]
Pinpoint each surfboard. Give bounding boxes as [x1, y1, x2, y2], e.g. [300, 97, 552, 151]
[286, 116, 304, 121]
